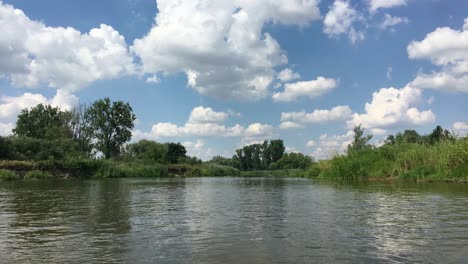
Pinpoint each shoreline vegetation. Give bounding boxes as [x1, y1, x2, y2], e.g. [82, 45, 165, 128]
[0, 98, 467, 182]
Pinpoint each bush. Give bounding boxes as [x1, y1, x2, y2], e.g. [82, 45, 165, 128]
[201, 164, 240, 176]
[24, 170, 53, 180]
[0, 169, 18, 181]
[94, 162, 168, 178]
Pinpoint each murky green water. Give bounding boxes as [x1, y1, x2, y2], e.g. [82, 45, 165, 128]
[1, 177, 468, 263]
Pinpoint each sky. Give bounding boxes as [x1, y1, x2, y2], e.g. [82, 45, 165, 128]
[0, 0, 467, 160]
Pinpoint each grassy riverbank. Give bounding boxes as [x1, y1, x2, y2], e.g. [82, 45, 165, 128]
[304, 139, 468, 182]
[1, 138, 467, 182]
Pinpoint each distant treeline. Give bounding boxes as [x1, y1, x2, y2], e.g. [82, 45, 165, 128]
[0, 98, 466, 181]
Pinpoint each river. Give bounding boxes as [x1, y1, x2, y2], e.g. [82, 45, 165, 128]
[1, 177, 468, 263]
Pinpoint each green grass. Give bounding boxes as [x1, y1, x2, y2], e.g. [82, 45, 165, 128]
[318, 139, 468, 182]
[24, 170, 53, 180]
[0, 169, 18, 181]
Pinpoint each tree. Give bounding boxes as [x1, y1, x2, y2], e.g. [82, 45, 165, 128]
[14, 104, 73, 140]
[166, 143, 187, 163]
[347, 125, 373, 152]
[270, 152, 313, 170]
[269, 139, 285, 163]
[427, 125, 454, 145]
[84, 98, 136, 159]
[395, 130, 422, 144]
[70, 104, 93, 155]
[126, 140, 167, 163]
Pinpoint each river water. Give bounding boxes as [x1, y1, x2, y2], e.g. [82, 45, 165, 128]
[1, 177, 468, 263]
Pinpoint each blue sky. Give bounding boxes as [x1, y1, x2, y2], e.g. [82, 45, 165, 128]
[0, 0, 467, 160]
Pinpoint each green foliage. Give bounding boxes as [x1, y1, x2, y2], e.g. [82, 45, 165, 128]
[1, 136, 82, 161]
[94, 162, 168, 178]
[201, 164, 240, 176]
[24, 170, 53, 180]
[347, 125, 373, 152]
[0, 169, 18, 181]
[166, 143, 187, 164]
[84, 97, 136, 159]
[320, 137, 468, 182]
[232, 139, 285, 171]
[14, 104, 73, 140]
[207, 156, 234, 166]
[126, 140, 168, 163]
[270, 152, 313, 170]
[178, 156, 202, 165]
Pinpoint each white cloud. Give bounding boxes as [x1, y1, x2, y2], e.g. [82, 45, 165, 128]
[408, 18, 468, 93]
[277, 68, 300, 82]
[132, 106, 276, 142]
[183, 139, 217, 161]
[0, 90, 77, 122]
[369, 0, 407, 13]
[386, 66, 392, 80]
[245, 123, 274, 138]
[348, 85, 435, 130]
[131, 0, 321, 101]
[0, 2, 134, 91]
[272, 76, 337, 102]
[145, 75, 160, 84]
[380, 14, 409, 30]
[410, 72, 468, 93]
[281, 105, 352, 124]
[453, 121, 468, 135]
[306, 140, 316, 147]
[279, 121, 304, 130]
[188, 106, 228, 124]
[323, 0, 364, 44]
[311, 130, 355, 159]
[0, 122, 14, 136]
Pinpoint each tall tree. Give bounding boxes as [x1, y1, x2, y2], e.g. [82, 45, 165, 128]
[70, 103, 93, 155]
[269, 139, 285, 163]
[427, 125, 454, 145]
[14, 104, 73, 140]
[127, 140, 167, 163]
[347, 125, 373, 152]
[84, 98, 136, 159]
[166, 143, 187, 163]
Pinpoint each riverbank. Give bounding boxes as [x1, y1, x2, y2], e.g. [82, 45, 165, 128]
[1, 138, 467, 182]
[0, 160, 244, 180]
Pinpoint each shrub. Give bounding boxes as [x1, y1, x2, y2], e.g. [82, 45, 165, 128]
[24, 170, 53, 180]
[0, 169, 18, 181]
[201, 164, 240, 176]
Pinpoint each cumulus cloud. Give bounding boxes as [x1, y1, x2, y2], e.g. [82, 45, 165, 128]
[183, 139, 217, 161]
[369, 0, 407, 13]
[306, 140, 316, 147]
[348, 85, 435, 130]
[310, 130, 355, 159]
[0, 89, 78, 136]
[279, 121, 304, 130]
[323, 0, 364, 44]
[132, 106, 276, 142]
[145, 75, 160, 84]
[453, 121, 468, 136]
[408, 18, 468, 93]
[380, 14, 409, 30]
[0, 1, 134, 91]
[131, 0, 321, 101]
[0, 90, 77, 122]
[272, 76, 337, 102]
[188, 106, 228, 124]
[0, 122, 14, 136]
[277, 68, 300, 82]
[281, 105, 352, 123]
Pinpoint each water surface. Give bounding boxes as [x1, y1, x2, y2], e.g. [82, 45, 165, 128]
[1, 177, 468, 263]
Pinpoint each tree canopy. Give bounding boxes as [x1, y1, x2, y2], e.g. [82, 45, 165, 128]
[84, 98, 136, 159]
